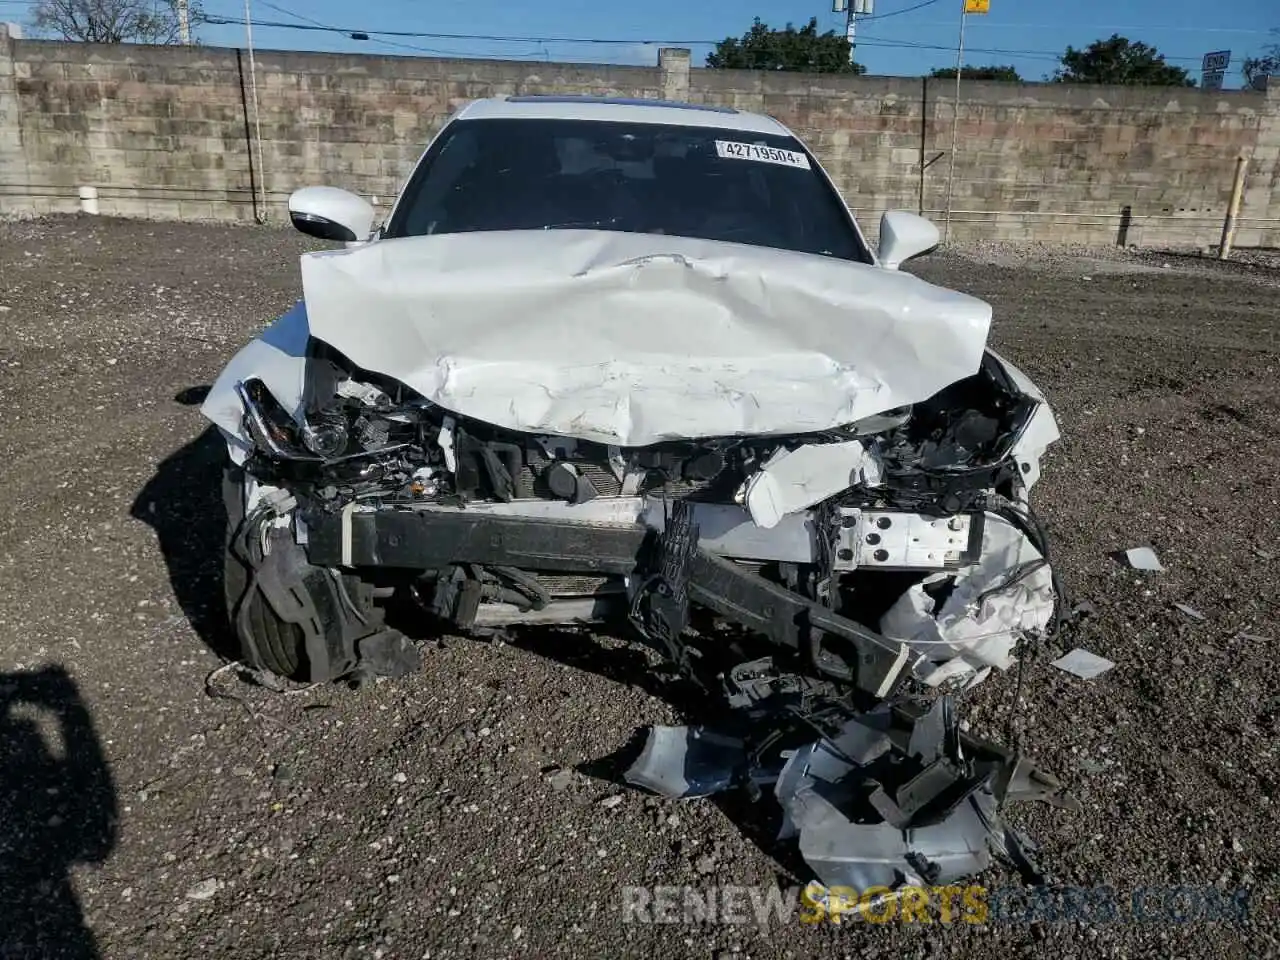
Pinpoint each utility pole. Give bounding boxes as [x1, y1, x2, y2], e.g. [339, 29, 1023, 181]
[942, 0, 966, 242]
[834, 0, 873, 67]
[243, 0, 268, 222]
[941, 0, 987, 241]
[177, 0, 192, 44]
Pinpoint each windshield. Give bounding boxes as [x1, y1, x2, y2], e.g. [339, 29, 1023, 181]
[385, 117, 871, 262]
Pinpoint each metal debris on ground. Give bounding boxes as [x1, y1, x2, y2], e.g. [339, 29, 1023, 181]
[1071, 599, 1098, 619]
[185, 878, 222, 901]
[1173, 603, 1206, 621]
[1049, 648, 1116, 680]
[623, 664, 1076, 893]
[1121, 547, 1164, 571]
[545, 768, 576, 792]
[624, 726, 753, 799]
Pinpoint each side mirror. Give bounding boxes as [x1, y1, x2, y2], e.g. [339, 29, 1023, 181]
[878, 210, 940, 270]
[288, 186, 375, 243]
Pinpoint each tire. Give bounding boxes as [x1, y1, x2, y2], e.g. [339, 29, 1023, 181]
[222, 466, 307, 679]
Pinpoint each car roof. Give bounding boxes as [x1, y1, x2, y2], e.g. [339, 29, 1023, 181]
[451, 95, 794, 136]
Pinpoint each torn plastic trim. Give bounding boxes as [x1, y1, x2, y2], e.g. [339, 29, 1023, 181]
[879, 511, 1056, 686]
[985, 350, 1060, 494]
[624, 726, 755, 799]
[227, 497, 378, 683]
[743, 439, 877, 530]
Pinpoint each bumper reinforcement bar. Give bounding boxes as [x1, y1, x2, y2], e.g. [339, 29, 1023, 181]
[305, 507, 911, 698]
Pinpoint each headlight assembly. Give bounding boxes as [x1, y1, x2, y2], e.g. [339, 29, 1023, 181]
[301, 416, 350, 458]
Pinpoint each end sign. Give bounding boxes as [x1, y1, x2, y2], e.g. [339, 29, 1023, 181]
[1202, 50, 1231, 72]
[1201, 50, 1230, 89]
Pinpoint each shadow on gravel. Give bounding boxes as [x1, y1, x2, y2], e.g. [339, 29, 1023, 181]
[130, 421, 238, 663]
[505, 627, 812, 883]
[0, 665, 118, 960]
[502, 628, 704, 711]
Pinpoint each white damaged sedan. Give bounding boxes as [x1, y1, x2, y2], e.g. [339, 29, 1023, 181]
[202, 95, 1061, 698]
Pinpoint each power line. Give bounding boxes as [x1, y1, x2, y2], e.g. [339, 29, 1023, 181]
[249, 0, 562, 61]
[859, 33, 1213, 64]
[255, 0, 329, 30]
[197, 13, 1221, 64]
[199, 14, 713, 46]
[905, 20, 1276, 35]
[861, 0, 946, 22]
[856, 36, 1064, 63]
[8, 1, 1245, 69]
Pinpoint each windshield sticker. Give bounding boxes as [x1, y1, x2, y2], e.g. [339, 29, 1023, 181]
[714, 140, 812, 170]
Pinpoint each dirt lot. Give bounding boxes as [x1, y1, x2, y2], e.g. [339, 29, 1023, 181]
[0, 216, 1277, 959]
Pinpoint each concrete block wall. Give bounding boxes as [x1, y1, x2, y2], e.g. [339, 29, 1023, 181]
[2, 25, 1278, 247]
[686, 68, 1280, 247]
[927, 80, 1280, 247]
[0, 26, 663, 221]
[684, 70, 926, 237]
[0, 23, 30, 205]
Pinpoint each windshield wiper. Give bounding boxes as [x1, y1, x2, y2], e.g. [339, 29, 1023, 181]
[540, 218, 621, 231]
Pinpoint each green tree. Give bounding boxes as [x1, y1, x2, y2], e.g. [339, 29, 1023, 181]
[1242, 41, 1279, 91]
[930, 65, 1021, 81]
[1053, 35, 1193, 86]
[31, 0, 201, 44]
[707, 17, 865, 74]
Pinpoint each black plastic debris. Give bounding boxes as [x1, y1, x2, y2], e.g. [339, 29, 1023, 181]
[357, 629, 422, 678]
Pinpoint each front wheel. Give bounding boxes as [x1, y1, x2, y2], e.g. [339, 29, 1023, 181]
[222, 467, 307, 678]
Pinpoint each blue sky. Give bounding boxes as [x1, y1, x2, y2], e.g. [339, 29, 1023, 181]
[1, 0, 1276, 87]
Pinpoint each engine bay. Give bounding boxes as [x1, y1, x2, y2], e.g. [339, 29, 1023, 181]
[239, 341, 1039, 522]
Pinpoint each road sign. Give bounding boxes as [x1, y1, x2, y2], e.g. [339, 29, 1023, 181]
[1202, 68, 1226, 90]
[964, 0, 990, 13]
[1202, 50, 1231, 72]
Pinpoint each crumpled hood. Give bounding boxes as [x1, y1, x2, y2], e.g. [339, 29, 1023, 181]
[299, 230, 993, 446]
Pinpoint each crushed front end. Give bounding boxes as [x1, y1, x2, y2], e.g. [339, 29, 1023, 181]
[203, 234, 1071, 898]
[217, 334, 1060, 697]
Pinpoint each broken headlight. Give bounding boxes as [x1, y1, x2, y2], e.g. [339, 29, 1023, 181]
[237, 376, 401, 464]
[301, 415, 350, 458]
[236, 379, 317, 460]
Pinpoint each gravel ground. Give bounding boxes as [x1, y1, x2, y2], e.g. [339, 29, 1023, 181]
[0, 216, 1277, 960]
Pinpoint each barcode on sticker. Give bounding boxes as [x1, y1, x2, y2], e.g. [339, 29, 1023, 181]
[714, 140, 811, 170]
